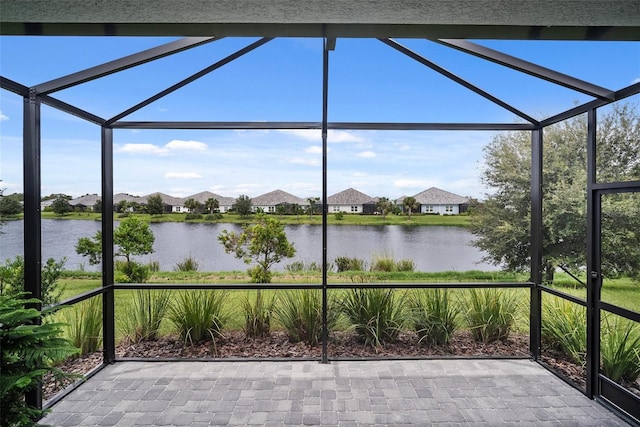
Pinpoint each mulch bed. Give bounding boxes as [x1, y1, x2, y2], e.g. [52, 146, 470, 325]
[44, 330, 639, 402]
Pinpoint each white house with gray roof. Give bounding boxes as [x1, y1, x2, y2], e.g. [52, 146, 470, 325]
[141, 192, 186, 213]
[412, 187, 469, 215]
[185, 191, 235, 213]
[69, 193, 101, 211]
[251, 189, 308, 213]
[326, 188, 375, 214]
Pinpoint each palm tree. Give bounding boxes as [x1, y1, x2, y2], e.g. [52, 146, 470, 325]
[205, 197, 219, 214]
[376, 197, 393, 219]
[307, 197, 320, 218]
[403, 196, 417, 221]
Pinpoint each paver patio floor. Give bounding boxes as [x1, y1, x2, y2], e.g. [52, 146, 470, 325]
[40, 359, 630, 426]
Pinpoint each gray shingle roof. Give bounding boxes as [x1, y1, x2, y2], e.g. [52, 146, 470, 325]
[141, 192, 185, 206]
[113, 193, 141, 204]
[327, 188, 374, 205]
[69, 194, 101, 206]
[185, 191, 233, 205]
[252, 189, 307, 206]
[412, 187, 468, 205]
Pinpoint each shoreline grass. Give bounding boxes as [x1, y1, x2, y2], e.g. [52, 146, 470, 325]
[38, 211, 472, 227]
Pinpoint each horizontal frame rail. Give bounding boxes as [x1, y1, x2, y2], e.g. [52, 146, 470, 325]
[540, 285, 588, 307]
[600, 301, 640, 323]
[45, 286, 110, 311]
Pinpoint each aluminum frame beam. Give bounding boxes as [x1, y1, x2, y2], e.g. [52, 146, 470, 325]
[1, 75, 29, 96]
[34, 37, 218, 95]
[379, 38, 540, 125]
[437, 39, 616, 100]
[106, 38, 273, 124]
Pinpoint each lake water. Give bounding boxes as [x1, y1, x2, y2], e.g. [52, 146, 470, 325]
[0, 219, 497, 272]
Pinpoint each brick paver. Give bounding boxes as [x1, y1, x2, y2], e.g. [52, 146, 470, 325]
[40, 360, 629, 426]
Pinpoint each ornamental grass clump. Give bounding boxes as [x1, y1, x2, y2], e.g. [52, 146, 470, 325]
[241, 290, 276, 339]
[341, 288, 407, 347]
[119, 289, 172, 343]
[274, 289, 339, 346]
[168, 290, 229, 346]
[409, 289, 459, 346]
[541, 296, 586, 365]
[600, 315, 640, 383]
[174, 255, 200, 272]
[463, 288, 518, 343]
[62, 296, 103, 355]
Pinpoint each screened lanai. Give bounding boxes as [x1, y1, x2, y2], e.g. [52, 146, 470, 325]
[1, 1, 639, 425]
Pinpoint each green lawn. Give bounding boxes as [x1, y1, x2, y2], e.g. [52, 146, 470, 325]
[41, 211, 471, 227]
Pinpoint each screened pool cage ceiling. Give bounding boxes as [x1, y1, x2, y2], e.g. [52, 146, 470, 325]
[2, 28, 640, 424]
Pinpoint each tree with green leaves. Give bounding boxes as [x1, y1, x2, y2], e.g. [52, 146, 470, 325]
[92, 199, 102, 213]
[307, 197, 320, 218]
[402, 196, 417, 221]
[145, 194, 165, 215]
[233, 195, 252, 217]
[51, 196, 72, 216]
[0, 192, 22, 217]
[76, 216, 155, 282]
[376, 197, 394, 219]
[218, 214, 296, 283]
[184, 198, 201, 213]
[205, 197, 219, 214]
[471, 103, 640, 283]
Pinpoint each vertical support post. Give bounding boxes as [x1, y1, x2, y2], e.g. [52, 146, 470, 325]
[321, 32, 330, 364]
[23, 87, 42, 410]
[585, 108, 600, 398]
[102, 126, 116, 363]
[529, 128, 543, 359]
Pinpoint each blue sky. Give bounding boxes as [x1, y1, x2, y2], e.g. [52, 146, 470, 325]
[1, 37, 638, 200]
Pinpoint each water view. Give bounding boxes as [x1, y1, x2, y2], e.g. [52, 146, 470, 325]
[0, 219, 496, 272]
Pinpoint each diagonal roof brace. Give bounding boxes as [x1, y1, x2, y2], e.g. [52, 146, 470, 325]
[379, 38, 540, 125]
[34, 37, 218, 95]
[437, 39, 616, 101]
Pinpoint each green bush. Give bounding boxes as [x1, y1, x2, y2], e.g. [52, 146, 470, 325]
[284, 260, 325, 273]
[600, 316, 640, 383]
[0, 294, 79, 426]
[371, 255, 396, 272]
[120, 260, 151, 283]
[168, 290, 229, 345]
[463, 288, 519, 343]
[119, 289, 172, 343]
[541, 296, 586, 365]
[409, 289, 458, 345]
[241, 290, 276, 338]
[174, 255, 199, 272]
[395, 259, 416, 272]
[147, 260, 160, 272]
[204, 213, 223, 221]
[274, 289, 339, 346]
[335, 256, 365, 272]
[62, 297, 103, 355]
[185, 213, 203, 220]
[0, 256, 67, 307]
[341, 288, 407, 347]
[334, 212, 344, 220]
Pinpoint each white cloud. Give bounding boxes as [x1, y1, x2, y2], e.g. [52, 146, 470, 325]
[116, 139, 208, 156]
[0, 111, 8, 121]
[393, 179, 435, 189]
[288, 157, 321, 166]
[164, 172, 203, 179]
[329, 130, 364, 143]
[276, 129, 364, 143]
[165, 140, 208, 151]
[632, 77, 640, 84]
[397, 144, 410, 151]
[305, 146, 323, 154]
[357, 151, 376, 158]
[210, 184, 227, 192]
[118, 143, 168, 155]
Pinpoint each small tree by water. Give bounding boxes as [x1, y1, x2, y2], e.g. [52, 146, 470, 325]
[218, 214, 295, 283]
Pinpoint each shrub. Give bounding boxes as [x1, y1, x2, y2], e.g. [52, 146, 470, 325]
[541, 296, 586, 365]
[284, 260, 325, 273]
[168, 290, 229, 345]
[147, 260, 160, 272]
[396, 259, 416, 272]
[335, 256, 365, 272]
[371, 255, 396, 272]
[600, 316, 640, 383]
[341, 288, 407, 347]
[120, 260, 151, 283]
[174, 255, 199, 272]
[119, 289, 172, 343]
[463, 288, 518, 343]
[0, 294, 79, 426]
[204, 213, 223, 221]
[241, 290, 276, 338]
[334, 212, 344, 220]
[409, 289, 458, 345]
[62, 297, 103, 355]
[185, 213, 203, 220]
[274, 289, 339, 346]
[0, 256, 67, 307]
